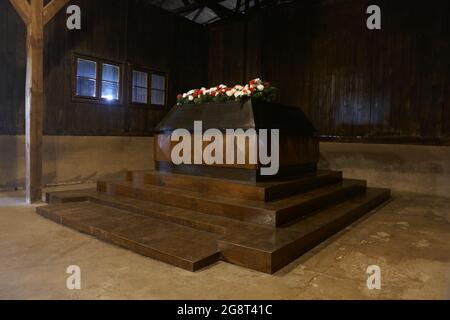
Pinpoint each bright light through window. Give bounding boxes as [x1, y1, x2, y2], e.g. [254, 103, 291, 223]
[101, 63, 120, 101]
[74, 56, 123, 103]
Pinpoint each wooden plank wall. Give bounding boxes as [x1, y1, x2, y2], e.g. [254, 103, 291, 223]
[0, 0, 208, 136]
[0, 0, 27, 135]
[208, 0, 450, 145]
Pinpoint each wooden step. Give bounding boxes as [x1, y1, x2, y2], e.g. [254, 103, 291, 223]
[37, 202, 221, 272]
[128, 170, 343, 202]
[98, 179, 367, 226]
[46, 188, 96, 204]
[40, 187, 390, 274]
[218, 188, 391, 273]
[46, 189, 269, 235]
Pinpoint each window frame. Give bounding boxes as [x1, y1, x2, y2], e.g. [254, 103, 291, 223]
[130, 66, 150, 106]
[74, 57, 98, 99]
[129, 65, 168, 109]
[72, 53, 124, 105]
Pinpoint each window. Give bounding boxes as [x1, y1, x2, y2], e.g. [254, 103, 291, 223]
[76, 59, 97, 97]
[73, 56, 166, 107]
[101, 64, 120, 101]
[131, 68, 167, 107]
[132, 70, 149, 104]
[74, 55, 122, 103]
[151, 74, 166, 106]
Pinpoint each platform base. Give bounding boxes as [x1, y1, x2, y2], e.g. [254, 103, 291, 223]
[37, 170, 390, 274]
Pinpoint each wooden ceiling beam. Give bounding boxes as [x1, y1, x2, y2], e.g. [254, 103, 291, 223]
[235, 0, 242, 12]
[43, 0, 70, 25]
[196, 0, 240, 19]
[176, 1, 240, 19]
[193, 7, 205, 22]
[175, 2, 204, 14]
[244, 0, 280, 15]
[175, 0, 282, 22]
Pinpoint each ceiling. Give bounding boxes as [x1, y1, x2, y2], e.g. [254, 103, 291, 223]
[146, 0, 294, 25]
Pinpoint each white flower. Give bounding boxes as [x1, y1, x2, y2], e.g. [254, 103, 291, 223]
[234, 85, 243, 90]
[188, 90, 195, 95]
[234, 91, 244, 98]
[226, 89, 236, 97]
[188, 95, 194, 101]
[257, 84, 265, 91]
[182, 93, 188, 98]
[209, 87, 217, 92]
[219, 84, 227, 89]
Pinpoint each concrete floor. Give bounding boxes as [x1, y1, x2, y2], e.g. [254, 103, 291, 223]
[0, 185, 449, 300]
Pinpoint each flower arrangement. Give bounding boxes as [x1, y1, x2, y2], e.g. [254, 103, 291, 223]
[176, 78, 277, 106]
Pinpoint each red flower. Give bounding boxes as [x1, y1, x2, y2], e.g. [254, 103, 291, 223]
[192, 89, 202, 98]
[177, 94, 183, 100]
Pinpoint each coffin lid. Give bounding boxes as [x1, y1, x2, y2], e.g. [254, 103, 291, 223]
[154, 99, 317, 135]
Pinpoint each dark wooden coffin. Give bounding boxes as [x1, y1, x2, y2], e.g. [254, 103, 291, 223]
[154, 98, 319, 181]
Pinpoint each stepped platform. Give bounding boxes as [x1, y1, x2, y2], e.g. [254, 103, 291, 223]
[37, 170, 390, 274]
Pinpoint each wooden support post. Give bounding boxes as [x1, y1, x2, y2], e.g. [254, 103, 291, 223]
[10, 0, 69, 204]
[25, 0, 44, 204]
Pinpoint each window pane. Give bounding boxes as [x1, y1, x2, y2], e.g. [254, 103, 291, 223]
[76, 77, 96, 97]
[102, 64, 120, 83]
[151, 90, 165, 106]
[151, 74, 165, 90]
[77, 59, 96, 79]
[132, 87, 148, 104]
[133, 70, 148, 88]
[101, 81, 119, 100]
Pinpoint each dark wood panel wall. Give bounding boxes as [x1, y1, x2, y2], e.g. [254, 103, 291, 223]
[0, 0, 27, 134]
[2, 0, 449, 143]
[208, 0, 450, 144]
[0, 0, 208, 136]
